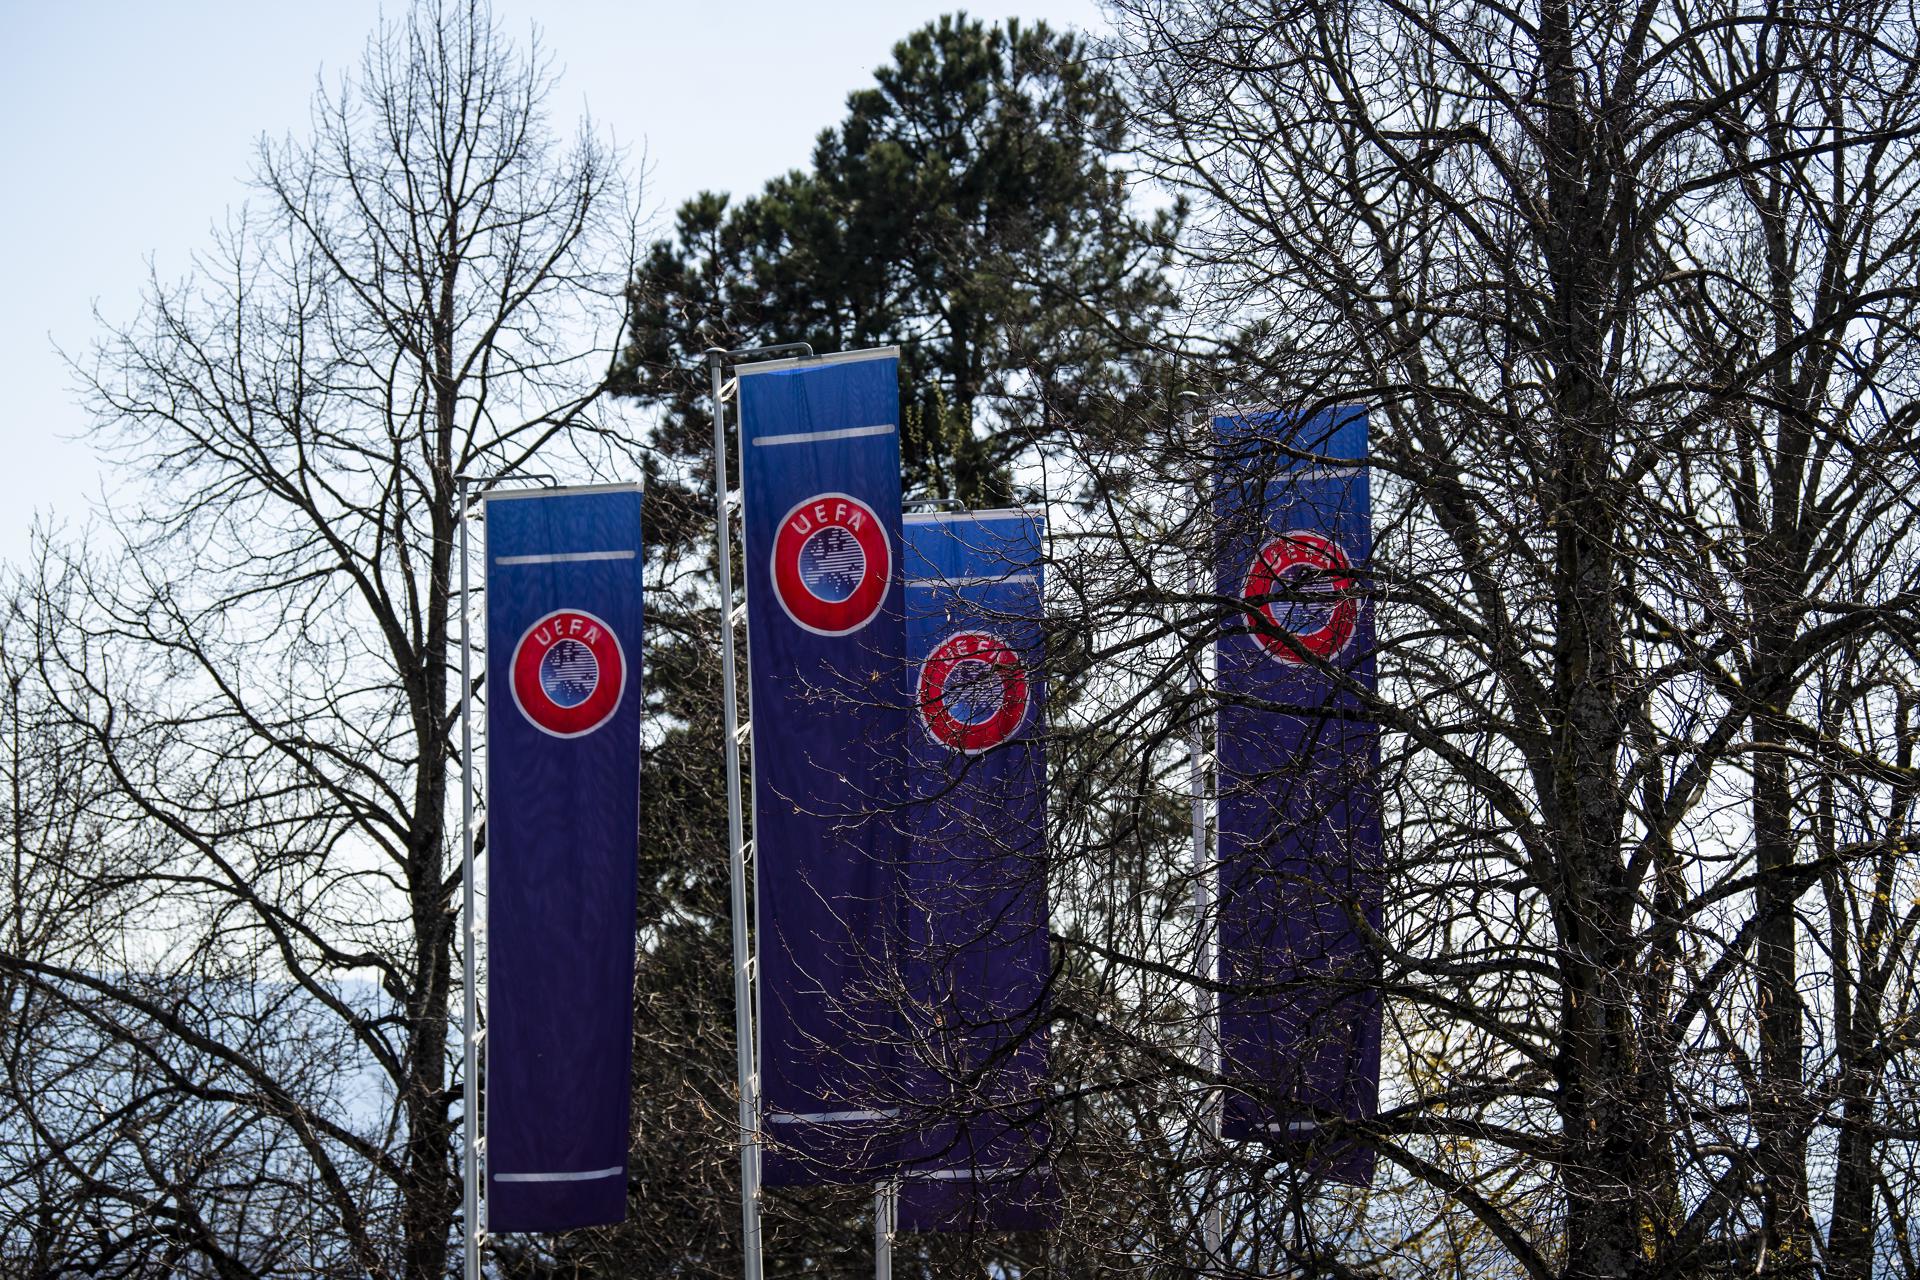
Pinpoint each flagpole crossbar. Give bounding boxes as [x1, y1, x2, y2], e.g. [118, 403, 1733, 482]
[723, 341, 815, 365]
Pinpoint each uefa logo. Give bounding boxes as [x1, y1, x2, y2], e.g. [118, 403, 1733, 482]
[770, 492, 892, 636]
[917, 629, 1031, 753]
[511, 608, 627, 738]
[1242, 530, 1358, 664]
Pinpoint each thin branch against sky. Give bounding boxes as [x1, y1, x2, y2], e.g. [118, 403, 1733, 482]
[0, 0, 1109, 567]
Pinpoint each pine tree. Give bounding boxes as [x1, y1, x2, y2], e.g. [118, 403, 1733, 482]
[615, 12, 1178, 507]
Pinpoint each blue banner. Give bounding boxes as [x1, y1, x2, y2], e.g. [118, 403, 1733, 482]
[484, 484, 644, 1230]
[897, 509, 1056, 1231]
[738, 349, 908, 1184]
[1213, 407, 1381, 1186]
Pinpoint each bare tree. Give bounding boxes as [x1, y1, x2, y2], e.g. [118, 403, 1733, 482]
[18, 3, 1920, 1279]
[0, 3, 635, 1275]
[996, 1, 1920, 1276]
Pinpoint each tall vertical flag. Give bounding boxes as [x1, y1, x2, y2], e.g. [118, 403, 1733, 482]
[1213, 407, 1382, 1186]
[738, 348, 908, 1184]
[484, 483, 645, 1230]
[898, 509, 1056, 1231]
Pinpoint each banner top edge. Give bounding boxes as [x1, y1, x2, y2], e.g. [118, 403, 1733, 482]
[480, 480, 643, 504]
[734, 345, 901, 376]
[903, 505, 1046, 525]
[1207, 400, 1368, 420]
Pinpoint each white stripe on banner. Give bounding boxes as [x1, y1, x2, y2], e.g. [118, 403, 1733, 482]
[495, 550, 637, 566]
[905, 572, 1039, 589]
[1288, 465, 1363, 481]
[765, 1108, 901, 1124]
[905, 1165, 1046, 1181]
[1266, 1120, 1320, 1134]
[493, 1166, 625, 1183]
[750, 424, 897, 448]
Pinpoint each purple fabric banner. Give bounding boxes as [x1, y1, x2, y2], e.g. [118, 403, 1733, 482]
[737, 349, 908, 1184]
[484, 484, 644, 1231]
[1213, 407, 1382, 1186]
[897, 509, 1055, 1232]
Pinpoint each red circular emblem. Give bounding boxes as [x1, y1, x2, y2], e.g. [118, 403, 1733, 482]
[918, 630, 1031, 753]
[770, 492, 892, 635]
[510, 608, 627, 738]
[1242, 531, 1358, 664]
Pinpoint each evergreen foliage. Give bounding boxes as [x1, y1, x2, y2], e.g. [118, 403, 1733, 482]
[615, 12, 1178, 509]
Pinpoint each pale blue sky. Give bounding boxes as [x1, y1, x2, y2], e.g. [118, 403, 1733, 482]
[0, 0, 1108, 565]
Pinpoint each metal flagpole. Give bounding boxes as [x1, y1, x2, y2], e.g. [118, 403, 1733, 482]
[874, 1180, 894, 1280]
[1184, 396, 1224, 1273]
[711, 349, 766, 1280]
[1190, 652, 1223, 1271]
[459, 476, 483, 1280]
